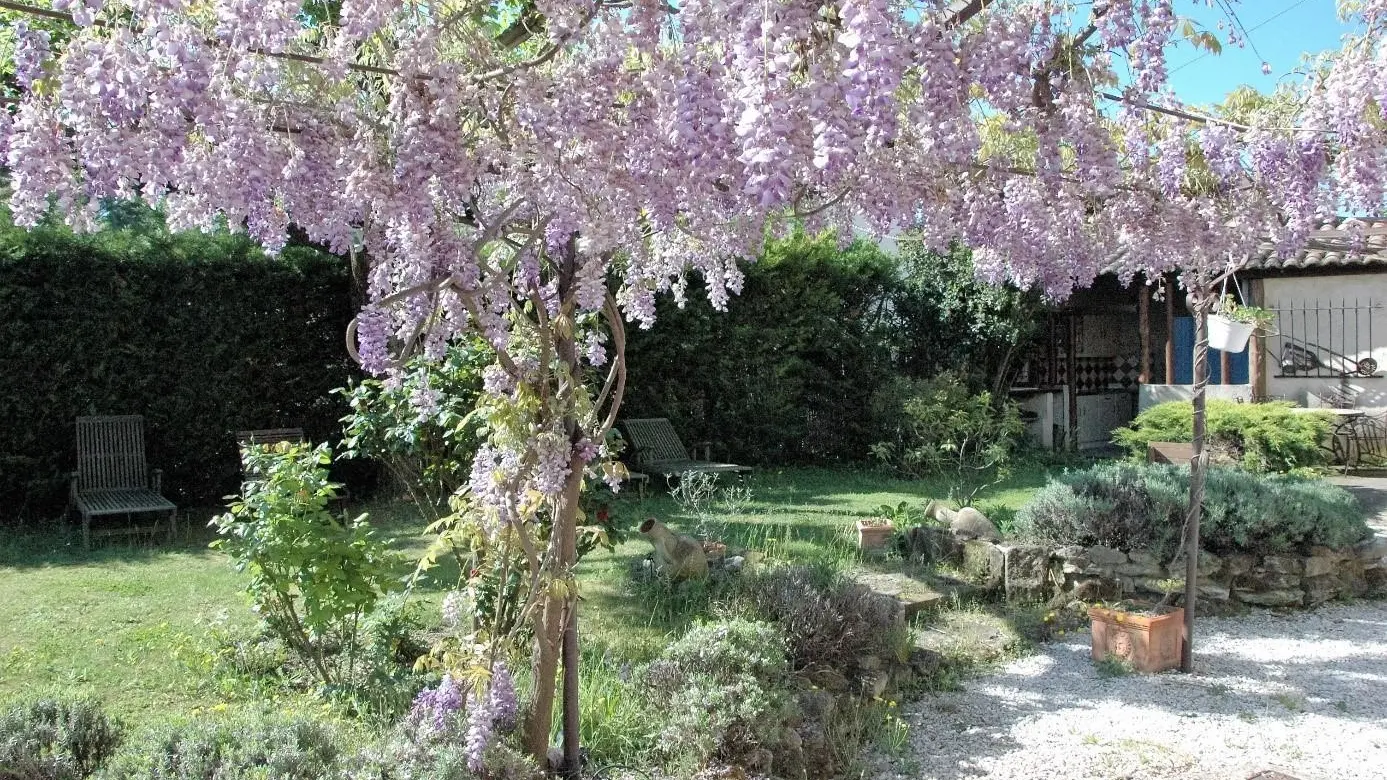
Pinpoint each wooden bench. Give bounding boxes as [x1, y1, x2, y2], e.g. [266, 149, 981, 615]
[71, 415, 178, 549]
[1146, 441, 1195, 465]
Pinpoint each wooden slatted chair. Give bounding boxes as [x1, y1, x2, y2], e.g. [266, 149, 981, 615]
[71, 415, 178, 549]
[620, 418, 751, 485]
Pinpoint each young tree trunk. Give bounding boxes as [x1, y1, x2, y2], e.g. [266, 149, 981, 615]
[1182, 292, 1212, 672]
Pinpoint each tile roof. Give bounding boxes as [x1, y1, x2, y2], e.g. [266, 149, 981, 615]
[1240, 216, 1387, 271]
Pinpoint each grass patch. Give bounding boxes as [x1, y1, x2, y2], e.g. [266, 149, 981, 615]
[0, 465, 1051, 770]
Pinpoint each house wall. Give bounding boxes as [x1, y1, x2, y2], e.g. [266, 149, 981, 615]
[1260, 273, 1387, 407]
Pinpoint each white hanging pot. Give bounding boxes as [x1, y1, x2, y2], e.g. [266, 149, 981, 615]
[1207, 314, 1253, 353]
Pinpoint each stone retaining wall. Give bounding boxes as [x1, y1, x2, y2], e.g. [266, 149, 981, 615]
[905, 527, 1387, 608]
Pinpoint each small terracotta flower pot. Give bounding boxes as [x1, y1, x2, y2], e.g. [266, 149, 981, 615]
[856, 520, 895, 550]
[1089, 606, 1184, 673]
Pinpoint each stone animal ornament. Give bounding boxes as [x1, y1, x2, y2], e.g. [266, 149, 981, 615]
[924, 499, 1002, 542]
[639, 518, 709, 580]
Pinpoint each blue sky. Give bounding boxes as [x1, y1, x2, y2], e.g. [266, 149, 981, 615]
[1161, 1, 1358, 107]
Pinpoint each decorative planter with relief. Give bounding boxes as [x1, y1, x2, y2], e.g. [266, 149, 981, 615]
[1089, 605, 1184, 673]
[855, 519, 895, 550]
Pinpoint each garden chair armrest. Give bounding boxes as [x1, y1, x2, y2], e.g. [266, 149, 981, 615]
[693, 441, 712, 460]
[69, 471, 79, 503]
[151, 469, 163, 492]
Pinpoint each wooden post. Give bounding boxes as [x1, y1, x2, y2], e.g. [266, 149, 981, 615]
[1220, 350, 1231, 385]
[1139, 280, 1151, 385]
[1164, 274, 1176, 383]
[1067, 314, 1079, 452]
[1249, 280, 1267, 401]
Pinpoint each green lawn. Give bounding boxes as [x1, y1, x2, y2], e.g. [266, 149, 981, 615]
[0, 465, 1052, 723]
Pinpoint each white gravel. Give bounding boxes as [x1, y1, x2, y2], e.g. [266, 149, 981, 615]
[878, 601, 1387, 780]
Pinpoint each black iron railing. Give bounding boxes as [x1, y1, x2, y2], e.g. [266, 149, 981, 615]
[1271, 299, 1382, 379]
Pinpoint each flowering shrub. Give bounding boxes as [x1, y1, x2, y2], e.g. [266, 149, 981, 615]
[352, 667, 536, 780]
[732, 566, 909, 674]
[0, 698, 122, 780]
[212, 442, 402, 690]
[338, 340, 491, 518]
[643, 620, 792, 767]
[100, 715, 344, 780]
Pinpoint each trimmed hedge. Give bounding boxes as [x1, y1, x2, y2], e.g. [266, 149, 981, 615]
[1112, 400, 1335, 473]
[0, 215, 357, 522]
[1015, 461, 1369, 561]
[621, 233, 898, 464]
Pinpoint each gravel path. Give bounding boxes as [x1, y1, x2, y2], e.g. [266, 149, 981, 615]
[879, 601, 1387, 780]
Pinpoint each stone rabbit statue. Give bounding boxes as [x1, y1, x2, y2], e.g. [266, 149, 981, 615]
[925, 499, 1002, 542]
[639, 517, 709, 580]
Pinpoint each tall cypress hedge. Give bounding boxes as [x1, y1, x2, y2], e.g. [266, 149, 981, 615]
[621, 234, 898, 463]
[0, 215, 357, 523]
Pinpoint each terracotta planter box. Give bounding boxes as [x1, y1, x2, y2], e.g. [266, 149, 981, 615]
[856, 520, 895, 550]
[1089, 606, 1184, 673]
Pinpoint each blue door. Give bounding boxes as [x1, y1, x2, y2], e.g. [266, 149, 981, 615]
[1172, 316, 1249, 384]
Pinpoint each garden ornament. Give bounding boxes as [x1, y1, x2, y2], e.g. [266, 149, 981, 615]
[926, 500, 1002, 541]
[638, 518, 709, 580]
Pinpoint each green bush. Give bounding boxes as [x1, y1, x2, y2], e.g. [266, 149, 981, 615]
[0, 699, 123, 780]
[730, 565, 908, 675]
[869, 372, 1024, 501]
[621, 231, 898, 464]
[99, 715, 345, 780]
[1015, 462, 1369, 560]
[1113, 401, 1335, 473]
[642, 619, 792, 767]
[211, 442, 403, 693]
[338, 340, 490, 517]
[0, 209, 357, 521]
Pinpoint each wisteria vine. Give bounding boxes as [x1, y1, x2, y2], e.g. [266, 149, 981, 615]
[3, 0, 1387, 764]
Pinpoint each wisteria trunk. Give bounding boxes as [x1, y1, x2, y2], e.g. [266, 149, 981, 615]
[522, 321, 588, 772]
[1181, 294, 1212, 673]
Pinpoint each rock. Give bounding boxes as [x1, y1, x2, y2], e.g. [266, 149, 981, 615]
[1223, 553, 1257, 578]
[1071, 576, 1122, 601]
[1304, 555, 1337, 578]
[806, 667, 849, 693]
[1133, 577, 1175, 595]
[1354, 535, 1387, 563]
[1197, 550, 1223, 578]
[1085, 545, 1129, 567]
[1249, 571, 1303, 591]
[907, 526, 963, 565]
[962, 540, 1005, 592]
[1128, 550, 1162, 567]
[859, 671, 889, 699]
[1234, 588, 1304, 607]
[1197, 582, 1232, 601]
[1303, 575, 1341, 606]
[908, 647, 944, 677]
[951, 507, 1002, 541]
[773, 727, 806, 780]
[1055, 545, 1086, 562]
[1004, 544, 1053, 602]
[851, 572, 946, 619]
[1310, 545, 1353, 561]
[1115, 559, 1166, 578]
[1262, 555, 1305, 575]
[795, 689, 837, 723]
[724, 555, 746, 573]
